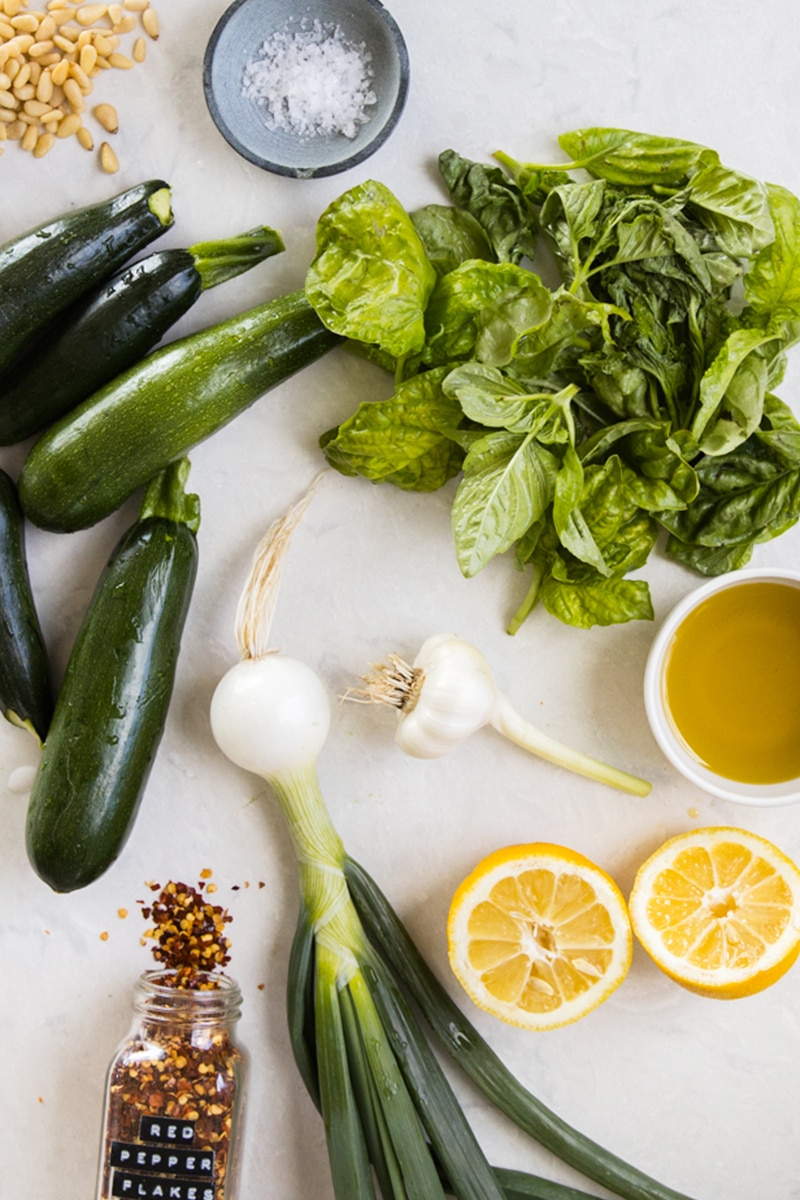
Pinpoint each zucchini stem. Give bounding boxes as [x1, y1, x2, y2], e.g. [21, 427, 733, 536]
[139, 457, 200, 531]
[188, 225, 285, 289]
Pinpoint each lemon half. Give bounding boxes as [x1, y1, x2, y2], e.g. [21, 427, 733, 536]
[447, 843, 633, 1031]
[629, 827, 800, 999]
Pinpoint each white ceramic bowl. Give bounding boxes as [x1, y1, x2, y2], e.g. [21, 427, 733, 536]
[644, 567, 800, 806]
[203, 0, 410, 178]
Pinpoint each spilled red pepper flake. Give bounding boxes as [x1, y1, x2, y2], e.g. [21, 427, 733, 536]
[140, 879, 233, 989]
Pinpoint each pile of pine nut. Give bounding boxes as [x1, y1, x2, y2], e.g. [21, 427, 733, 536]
[0, 0, 160, 171]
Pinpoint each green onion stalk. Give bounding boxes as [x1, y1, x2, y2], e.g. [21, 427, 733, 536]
[208, 487, 700, 1200]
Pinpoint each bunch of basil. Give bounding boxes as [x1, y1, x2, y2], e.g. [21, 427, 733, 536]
[308, 127, 800, 630]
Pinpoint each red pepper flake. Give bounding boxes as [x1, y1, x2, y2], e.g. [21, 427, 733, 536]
[140, 879, 233, 989]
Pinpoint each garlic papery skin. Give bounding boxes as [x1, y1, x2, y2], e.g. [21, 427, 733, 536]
[390, 634, 497, 759]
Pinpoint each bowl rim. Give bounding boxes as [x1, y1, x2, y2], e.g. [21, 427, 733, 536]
[643, 566, 800, 806]
[202, 0, 411, 179]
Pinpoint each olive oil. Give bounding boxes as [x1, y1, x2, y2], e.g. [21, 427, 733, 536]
[663, 581, 800, 785]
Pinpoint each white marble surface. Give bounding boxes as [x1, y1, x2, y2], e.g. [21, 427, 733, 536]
[3, 3, 800, 1198]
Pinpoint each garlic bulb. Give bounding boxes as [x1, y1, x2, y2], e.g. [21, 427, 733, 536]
[353, 633, 651, 797]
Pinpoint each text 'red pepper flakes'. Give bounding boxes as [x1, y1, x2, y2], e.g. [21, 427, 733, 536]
[96, 877, 248, 1200]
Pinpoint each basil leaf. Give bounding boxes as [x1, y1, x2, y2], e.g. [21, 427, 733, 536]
[320, 367, 463, 491]
[539, 180, 606, 281]
[541, 573, 654, 628]
[452, 431, 558, 576]
[553, 446, 610, 574]
[438, 149, 537, 263]
[443, 363, 557, 432]
[619, 428, 700, 511]
[665, 536, 755, 576]
[580, 457, 657, 568]
[513, 289, 625, 380]
[557, 127, 716, 187]
[660, 448, 800, 548]
[410, 205, 495, 276]
[422, 260, 550, 367]
[756, 393, 800, 466]
[744, 183, 800, 322]
[691, 327, 780, 453]
[305, 180, 436, 359]
[686, 160, 774, 257]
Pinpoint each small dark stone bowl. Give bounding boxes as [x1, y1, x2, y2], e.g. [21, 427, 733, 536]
[203, 0, 410, 179]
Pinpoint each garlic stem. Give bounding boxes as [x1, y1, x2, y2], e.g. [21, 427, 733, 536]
[491, 691, 651, 797]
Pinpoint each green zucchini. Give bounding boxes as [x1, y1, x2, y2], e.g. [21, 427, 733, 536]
[25, 459, 199, 893]
[0, 469, 53, 742]
[19, 290, 340, 533]
[0, 179, 173, 378]
[0, 225, 285, 445]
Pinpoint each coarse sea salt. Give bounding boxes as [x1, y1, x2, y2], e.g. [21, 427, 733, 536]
[242, 19, 377, 141]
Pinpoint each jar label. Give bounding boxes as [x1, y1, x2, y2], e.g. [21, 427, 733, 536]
[109, 1116, 216, 1199]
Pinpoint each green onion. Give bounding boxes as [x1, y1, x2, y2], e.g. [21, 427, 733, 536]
[209, 486, 698, 1200]
[345, 856, 695, 1200]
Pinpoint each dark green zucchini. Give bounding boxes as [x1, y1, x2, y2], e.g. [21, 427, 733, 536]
[0, 179, 173, 378]
[25, 459, 199, 893]
[19, 290, 340, 533]
[0, 225, 285, 445]
[0, 469, 53, 742]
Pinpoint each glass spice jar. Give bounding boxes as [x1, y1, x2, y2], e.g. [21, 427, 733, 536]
[96, 970, 248, 1200]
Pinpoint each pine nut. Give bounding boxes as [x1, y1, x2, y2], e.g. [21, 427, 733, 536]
[36, 69, 52, 101]
[0, 88, 17, 108]
[20, 119, 36, 149]
[141, 6, 157, 38]
[131, 34, 143, 61]
[108, 2, 122, 21]
[29, 39, 56, 58]
[93, 99, 115, 130]
[79, 41, 96, 72]
[99, 137, 117, 171]
[11, 14, 40, 34]
[55, 110, 79, 135]
[50, 57, 68, 85]
[36, 16, 57, 40]
[76, 120, 91, 148]
[23, 97, 51, 116]
[123, 0, 149, 10]
[62, 75, 84, 108]
[33, 129, 54, 155]
[107, 50, 130, 68]
[110, 13, 133, 32]
[3, 0, 23, 17]
[76, 5, 108, 26]
[68, 61, 91, 89]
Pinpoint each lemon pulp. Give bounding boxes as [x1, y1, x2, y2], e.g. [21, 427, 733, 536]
[662, 581, 800, 784]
